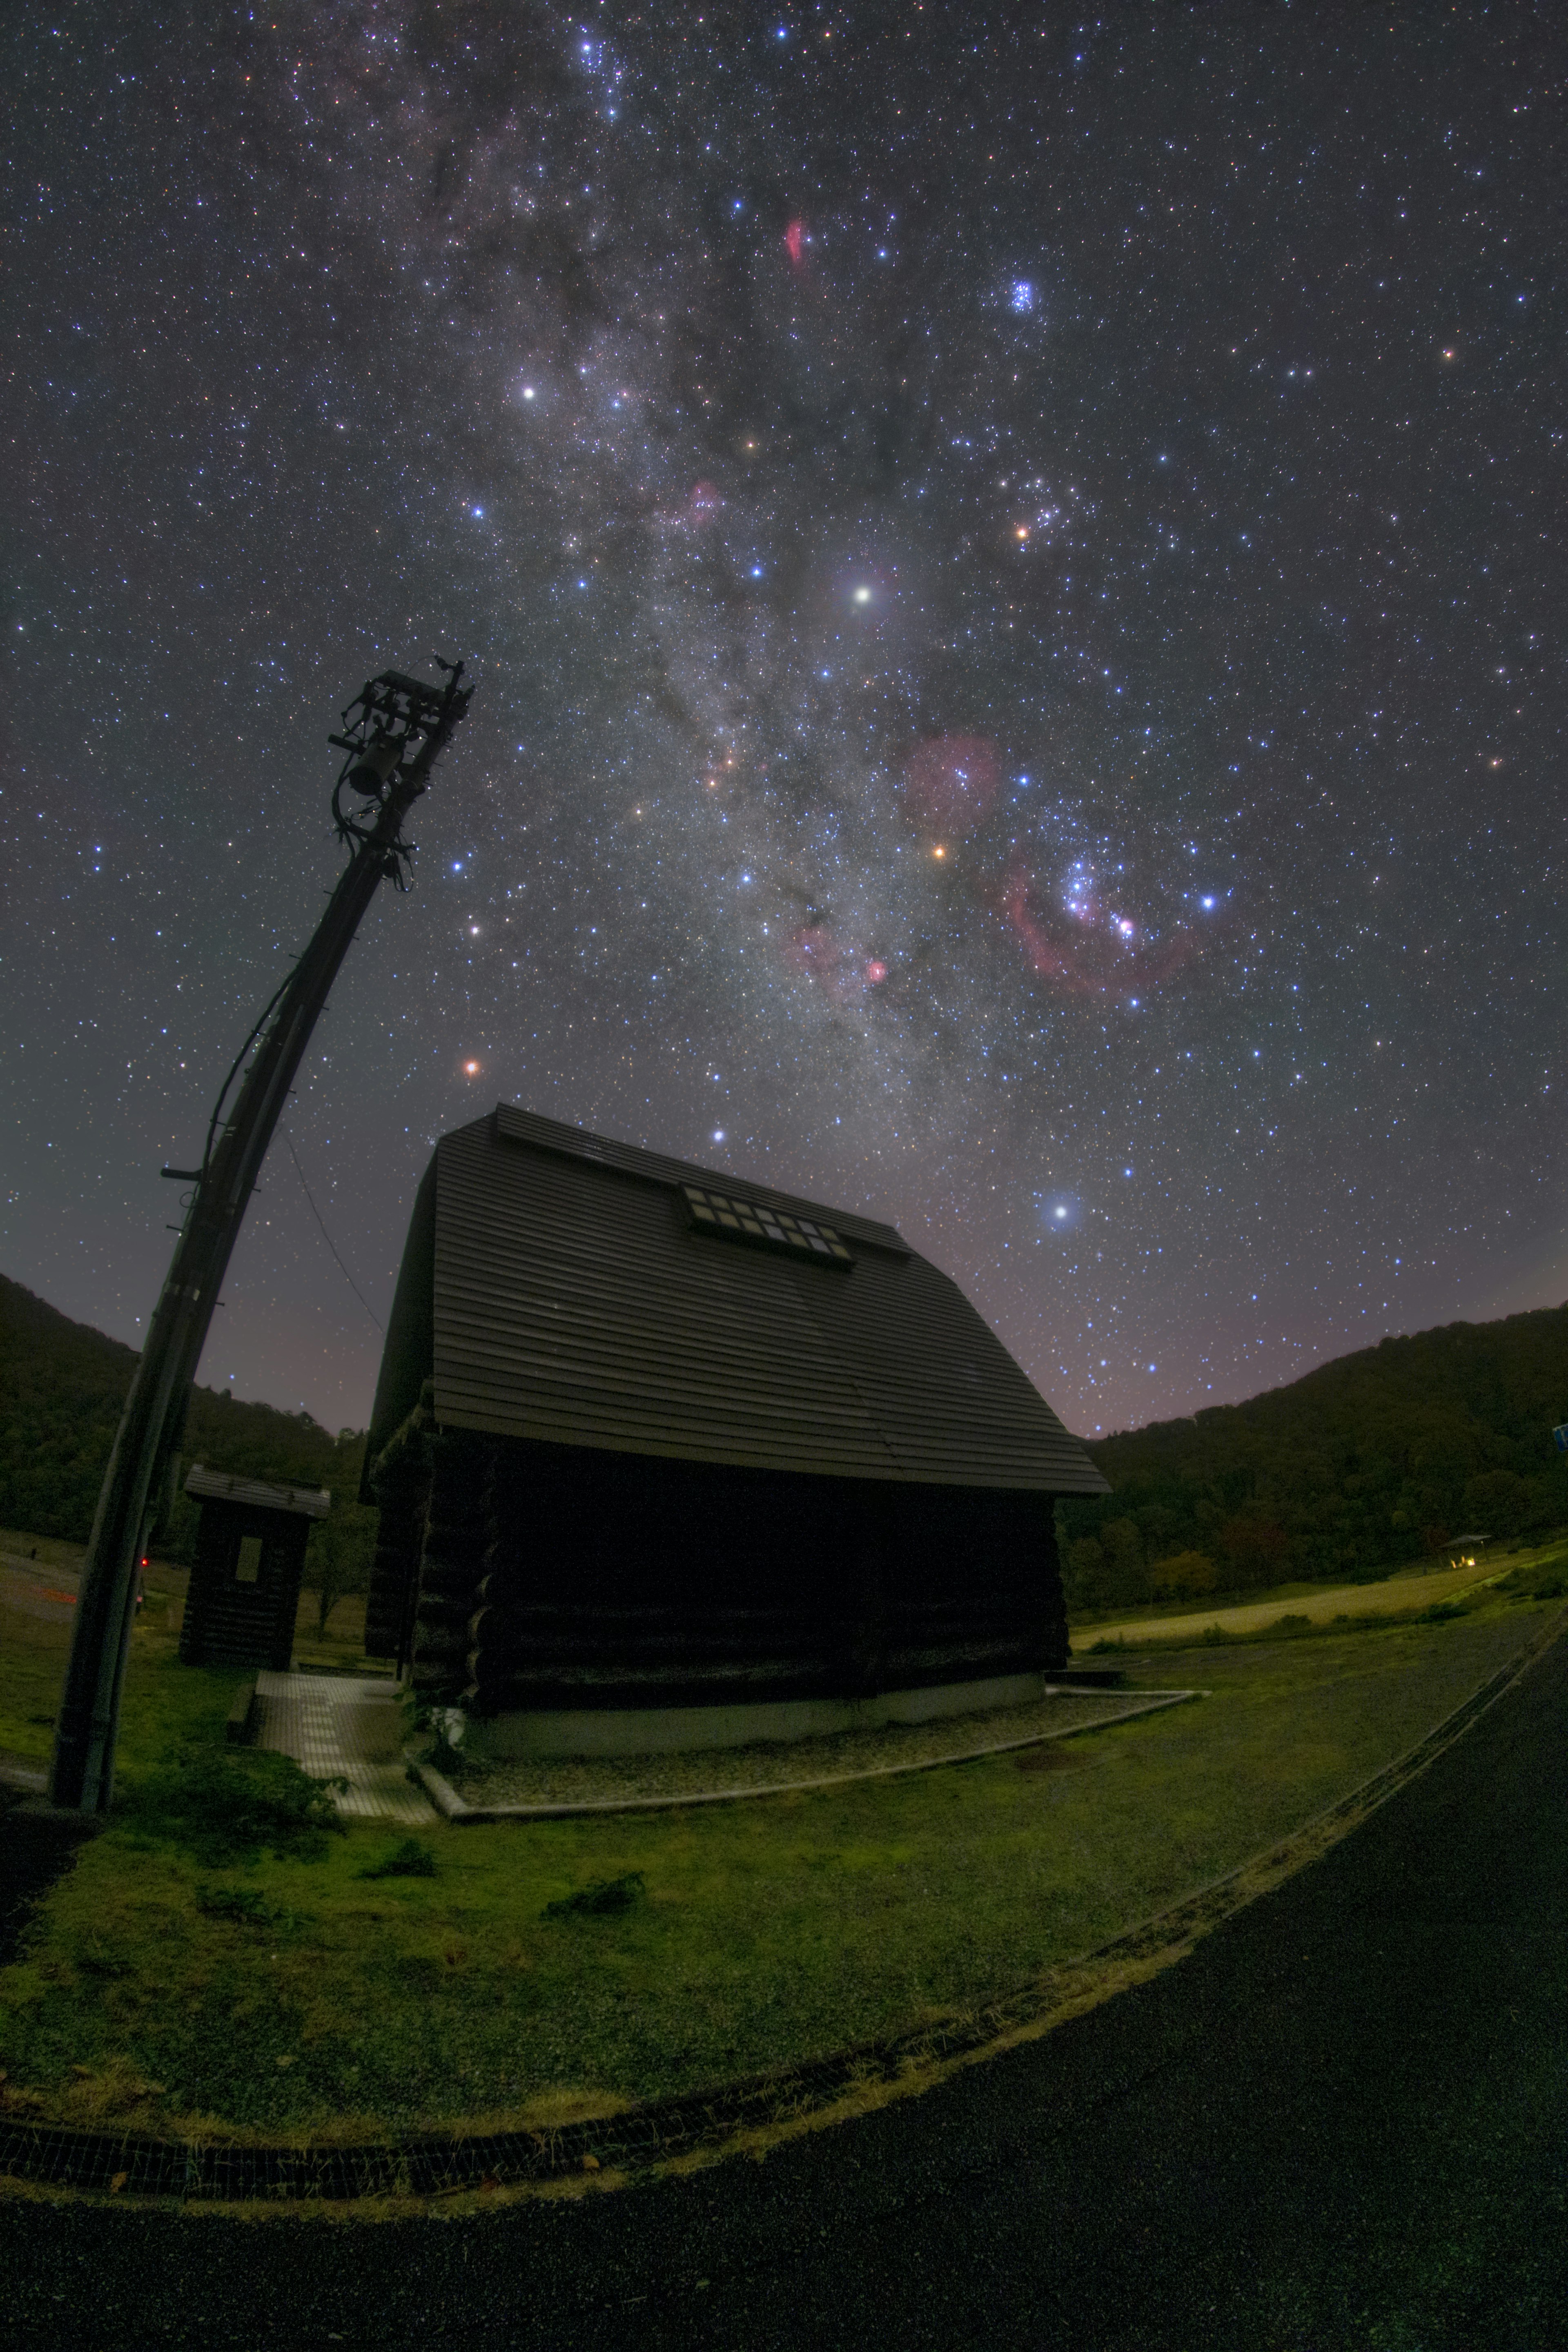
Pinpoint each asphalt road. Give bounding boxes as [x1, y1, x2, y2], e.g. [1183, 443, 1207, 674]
[5, 1628, 1565, 2352]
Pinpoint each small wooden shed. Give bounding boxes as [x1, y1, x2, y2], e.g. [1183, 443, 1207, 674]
[361, 1106, 1109, 1756]
[177, 1465, 331, 1670]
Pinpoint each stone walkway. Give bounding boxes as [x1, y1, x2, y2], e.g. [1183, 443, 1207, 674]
[252, 1671, 436, 1825]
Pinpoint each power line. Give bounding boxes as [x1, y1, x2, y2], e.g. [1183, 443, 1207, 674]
[281, 1128, 383, 1334]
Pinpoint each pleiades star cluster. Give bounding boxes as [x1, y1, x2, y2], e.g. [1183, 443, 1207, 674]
[2, 7, 1560, 1434]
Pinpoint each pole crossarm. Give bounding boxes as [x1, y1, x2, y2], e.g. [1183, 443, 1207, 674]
[49, 662, 473, 1813]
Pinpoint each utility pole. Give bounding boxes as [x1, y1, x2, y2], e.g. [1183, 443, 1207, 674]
[50, 660, 473, 1813]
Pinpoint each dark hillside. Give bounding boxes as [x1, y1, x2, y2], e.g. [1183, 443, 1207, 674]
[0, 1271, 365, 1567]
[7, 1268, 1565, 1619]
[1061, 1303, 1568, 1611]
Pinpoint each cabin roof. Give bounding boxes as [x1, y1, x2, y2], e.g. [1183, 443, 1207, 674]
[184, 1465, 332, 1519]
[364, 1106, 1109, 1497]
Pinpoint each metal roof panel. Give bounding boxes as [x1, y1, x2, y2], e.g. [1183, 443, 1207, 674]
[409, 1110, 1107, 1494]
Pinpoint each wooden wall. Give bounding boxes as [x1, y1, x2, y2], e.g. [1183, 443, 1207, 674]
[374, 1425, 1069, 1711]
[178, 1500, 310, 1671]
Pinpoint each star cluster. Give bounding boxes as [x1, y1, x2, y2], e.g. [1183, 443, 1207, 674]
[2, 7, 1560, 1434]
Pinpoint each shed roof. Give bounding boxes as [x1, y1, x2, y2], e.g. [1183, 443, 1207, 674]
[185, 1466, 332, 1519]
[365, 1106, 1109, 1496]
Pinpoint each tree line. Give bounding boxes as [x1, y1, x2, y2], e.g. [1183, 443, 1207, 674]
[0, 1272, 377, 1628]
[6, 1270, 1565, 1630]
[1059, 1301, 1568, 1613]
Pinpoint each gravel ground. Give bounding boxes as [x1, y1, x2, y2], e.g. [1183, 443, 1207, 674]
[443, 1681, 1197, 1811]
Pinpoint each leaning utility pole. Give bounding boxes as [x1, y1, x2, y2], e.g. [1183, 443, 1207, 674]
[50, 660, 473, 1813]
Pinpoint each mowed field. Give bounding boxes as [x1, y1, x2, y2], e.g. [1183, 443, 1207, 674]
[1072, 1555, 1515, 1651]
[1, 1517, 1561, 2147]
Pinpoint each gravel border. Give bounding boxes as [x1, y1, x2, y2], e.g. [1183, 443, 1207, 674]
[416, 1683, 1204, 1821]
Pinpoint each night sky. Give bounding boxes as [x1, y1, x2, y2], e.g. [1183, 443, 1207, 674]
[4, 7, 1561, 1440]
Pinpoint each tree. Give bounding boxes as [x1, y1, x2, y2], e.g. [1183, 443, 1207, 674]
[306, 1498, 379, 1634]
[1148, 1549, 1218, 1601]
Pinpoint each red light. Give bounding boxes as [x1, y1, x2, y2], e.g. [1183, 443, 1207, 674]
[784, 218, 805, 267]
[865, 959, 888, 985]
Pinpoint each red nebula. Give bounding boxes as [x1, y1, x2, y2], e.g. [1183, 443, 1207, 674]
[901, 736, 1000, 838]
[784, 218, 805, 268]
[689, 479, 722, 523]
[783, 926, 882, 1004]
[1000, 857, 1201, 1000]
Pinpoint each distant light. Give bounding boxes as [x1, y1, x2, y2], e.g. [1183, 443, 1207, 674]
[1054, 1206, 1068, 1221]
[933, 844, 947, 859]
[1010, 280, 1034, 314]
[713, 1129, 726, 1141]
[750, 565, 764, 577]
[521, 385, 536, 400]
[1124, 1167, 1133, 1177]
[853, 585, 872, 603]
[471, 504, 484, 518]
[463, 1060, 481, 1077]
[1147, 1363, 1157, 1373]
[866, 958, 888, 984]
[1201, 895, 1216, 909]
[1015, 525, 1029, 541]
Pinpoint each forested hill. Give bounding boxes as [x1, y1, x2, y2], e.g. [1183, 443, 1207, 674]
[5, 1267, 1565, 1609]
[1060, 1302, 1568, 1612]
[0, 1270, 364, 1561]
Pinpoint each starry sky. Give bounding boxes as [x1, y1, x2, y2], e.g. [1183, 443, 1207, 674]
[4, 5, 1562, 1439]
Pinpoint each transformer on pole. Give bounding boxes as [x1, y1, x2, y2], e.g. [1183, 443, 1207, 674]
[49, 660, 473, 1813]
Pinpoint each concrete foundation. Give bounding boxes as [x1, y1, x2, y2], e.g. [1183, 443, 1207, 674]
[462, 1668, 1054, 1760]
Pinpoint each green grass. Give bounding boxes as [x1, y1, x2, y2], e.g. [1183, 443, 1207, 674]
[1, 1564, 1558, 2144]
[1065, 1535, 1567, 1637]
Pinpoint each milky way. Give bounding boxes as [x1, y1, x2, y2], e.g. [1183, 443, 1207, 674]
[3, 7, 1561, 1435]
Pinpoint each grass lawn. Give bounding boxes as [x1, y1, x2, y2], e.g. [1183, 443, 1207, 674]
[1067, 1535, 1566, 1647]
[1, 1530, 1560, 2145]
[0, 1530, 379, 1771]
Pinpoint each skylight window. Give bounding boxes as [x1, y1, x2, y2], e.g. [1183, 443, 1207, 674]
[681, 1185, 852, 1266]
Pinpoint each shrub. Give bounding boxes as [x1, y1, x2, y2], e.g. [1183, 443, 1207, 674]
[541, 1871, 645, 1921]
[358, 1838, 437, 1881]
[127, 1745, 346, 1865]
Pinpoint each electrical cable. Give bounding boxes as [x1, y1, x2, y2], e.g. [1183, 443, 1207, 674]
[200, 972, 292, 1179]
[279, 1127, 383, 1333]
